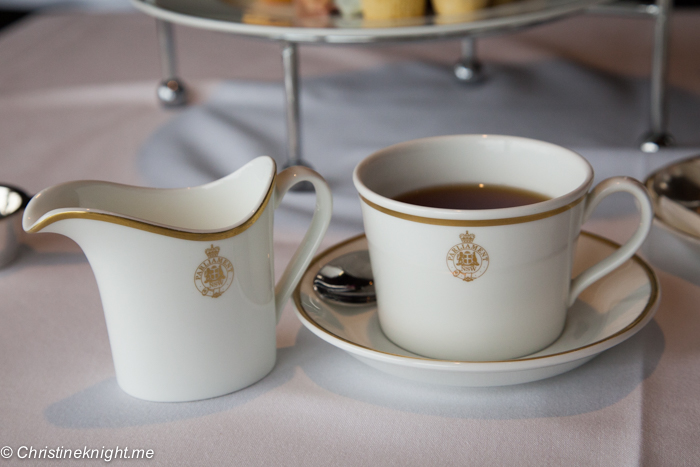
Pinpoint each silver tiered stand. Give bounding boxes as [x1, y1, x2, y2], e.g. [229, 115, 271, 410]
[133, 0, 674, 177]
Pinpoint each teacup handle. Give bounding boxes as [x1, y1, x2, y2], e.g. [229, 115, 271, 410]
[568, 177, 653, 307]
[273, 166, 333, 322]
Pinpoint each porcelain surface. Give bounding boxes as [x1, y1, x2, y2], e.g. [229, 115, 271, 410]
[294, 232, 660, 387]
[352, 135, 653, 361]
[23, 157, 333, 402]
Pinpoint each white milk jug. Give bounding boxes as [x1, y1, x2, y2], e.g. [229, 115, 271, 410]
[23, 157, 332, 402]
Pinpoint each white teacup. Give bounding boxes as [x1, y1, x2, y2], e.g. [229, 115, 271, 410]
[353, 135, 653, 361]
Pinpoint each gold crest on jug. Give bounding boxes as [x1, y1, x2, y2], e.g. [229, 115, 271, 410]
[446, 231, 489, 282]
[194, 244, 234, 298]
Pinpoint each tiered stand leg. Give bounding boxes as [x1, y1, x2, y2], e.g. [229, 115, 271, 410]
[152, 24, 313, 176]
[589, 0, 674, 152]
[454, 0, 674, 152]
[640, 0, 673, 153]
[282, 42, 303, 169]
[156, 19, 188, 107]
[281, 42, 315, 191]
[454, 37, 483, 84]
[150, 0, 674, 161]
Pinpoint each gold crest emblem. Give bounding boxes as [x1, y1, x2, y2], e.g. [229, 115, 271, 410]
[194, 244, 234, 298]
[446, 231, 490, 282]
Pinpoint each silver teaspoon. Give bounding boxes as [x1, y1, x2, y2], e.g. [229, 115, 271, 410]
[313, 250, 376, 304]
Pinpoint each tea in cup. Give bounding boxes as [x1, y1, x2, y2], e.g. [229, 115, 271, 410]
[353, 135, 653, 361]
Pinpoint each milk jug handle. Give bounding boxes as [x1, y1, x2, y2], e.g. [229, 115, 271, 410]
[568, 177, 653, 306]
[273, 166, 333, 322]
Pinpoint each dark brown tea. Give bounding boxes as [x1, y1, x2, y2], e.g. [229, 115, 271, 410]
[393, 183, 550, 210]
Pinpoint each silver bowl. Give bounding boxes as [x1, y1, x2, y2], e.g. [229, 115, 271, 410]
[644, 155, 700, 285]
[0, 185, 31, 268]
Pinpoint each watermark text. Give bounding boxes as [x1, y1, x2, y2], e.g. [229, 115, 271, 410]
[1, 445, 154, 462]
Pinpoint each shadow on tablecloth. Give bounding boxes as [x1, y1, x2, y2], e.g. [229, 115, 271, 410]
[44, 316, 663, 427]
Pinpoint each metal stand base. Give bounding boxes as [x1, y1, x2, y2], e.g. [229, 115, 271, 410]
[641, 132, 674, 153]
[453, 37, 484, 84]
[454, 61, 483, 83]
[156, 20, 188, 107]
[157, 79, 188, 107]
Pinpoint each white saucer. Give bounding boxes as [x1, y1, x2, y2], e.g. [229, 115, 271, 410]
[293, 232, 660, 387]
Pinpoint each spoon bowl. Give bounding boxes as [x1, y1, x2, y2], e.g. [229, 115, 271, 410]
[313, 250, 376, 304]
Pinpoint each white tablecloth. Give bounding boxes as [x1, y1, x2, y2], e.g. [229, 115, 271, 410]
[1, 10, 699, 466]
